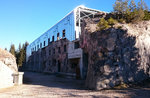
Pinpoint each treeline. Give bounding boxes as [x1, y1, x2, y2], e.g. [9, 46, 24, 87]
[97, 0, 150, 31]
[113, 0, 150, 23]
[8, 42, 29, 67]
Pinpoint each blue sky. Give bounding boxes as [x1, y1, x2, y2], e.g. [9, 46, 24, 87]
[0, 0, 150, 50]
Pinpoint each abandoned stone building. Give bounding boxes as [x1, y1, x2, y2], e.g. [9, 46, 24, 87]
[25, 5, 150, 90]
[25, 5, 104, 79]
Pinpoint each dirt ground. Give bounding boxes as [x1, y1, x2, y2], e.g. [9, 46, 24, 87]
[0, 72, 150, 98]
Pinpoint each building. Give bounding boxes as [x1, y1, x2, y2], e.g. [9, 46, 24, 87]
[26, 5, 104, 79]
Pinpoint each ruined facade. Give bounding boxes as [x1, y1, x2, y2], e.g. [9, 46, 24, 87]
[25, 6, 104, 79]
[25, 5, 150, 90]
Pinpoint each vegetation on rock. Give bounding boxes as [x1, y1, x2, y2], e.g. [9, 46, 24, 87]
[97, 0, 150, 31]
[113, 0, 150, 23]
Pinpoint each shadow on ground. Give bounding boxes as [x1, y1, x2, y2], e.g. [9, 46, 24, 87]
[22, 71, 150, 98]
[23, 71, 86, 90]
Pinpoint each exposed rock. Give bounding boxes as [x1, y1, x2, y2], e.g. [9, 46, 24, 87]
[0, 48, 18, 88]
[80, 17, 150, 90]
[0, 48, 18, 73]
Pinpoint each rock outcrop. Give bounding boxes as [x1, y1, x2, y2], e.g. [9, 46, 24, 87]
[0, 48, 18, 88]
[0, 48, 18, 73]
[80, 17, 150, 90]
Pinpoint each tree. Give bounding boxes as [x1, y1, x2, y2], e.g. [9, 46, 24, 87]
[9, 44, 16, 57]
[5, 48, 7, 51]
[113, 0, 150, 23]
[16, 41, 29, 67]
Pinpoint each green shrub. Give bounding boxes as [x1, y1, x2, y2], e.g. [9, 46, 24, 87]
[108, 17, 118, 26]
[143, 11, 150, 20]
[97, 18, 110, 31]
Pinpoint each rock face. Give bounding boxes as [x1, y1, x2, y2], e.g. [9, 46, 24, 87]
[80, 17, 150, 90]
[0, 48, 18, 88]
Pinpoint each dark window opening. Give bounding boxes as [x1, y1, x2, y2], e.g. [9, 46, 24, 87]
[44, 41, 45, 46]
[58, 61, 61, 72]
[57, 33, 60, 40]
[49, 49, 51, 55]
[48, 38, 50, 45]
[52, 36, 54, 42]
[74, 41, 80, 49]
[49, 60, 51, 66]
[62, 29, 65, 38]
[35, 46, 36, 51]
[76, 22, 79, 26]
[37, 45, 39, 50]
[64, 45, 66, 52]
[58, 47, 61, 53]
[53, 48, 55, 54]
[40, 43, 42, 48]
[52, 59, 56, 66]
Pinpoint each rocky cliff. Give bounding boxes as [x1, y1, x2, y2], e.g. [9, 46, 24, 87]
[0, 48, 18, 73]
[0, 48, 18, 88]
[80, 17, 150, 90]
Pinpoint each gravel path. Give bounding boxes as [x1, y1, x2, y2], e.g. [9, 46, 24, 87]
[0, 72, 150, 98]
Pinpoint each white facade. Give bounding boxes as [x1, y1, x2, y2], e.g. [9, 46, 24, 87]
[26, 5, 100, 61]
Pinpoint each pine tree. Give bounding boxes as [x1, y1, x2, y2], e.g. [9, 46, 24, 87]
[9, 44, 16, 57]
[5, 48, 7, 51]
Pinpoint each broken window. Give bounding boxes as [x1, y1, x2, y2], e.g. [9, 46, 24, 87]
[49, 60, 51, 66]
[37, 45, 39, 50]
[49, 49, 51, 55]
[52, 36, 54, 42]
[44, 41, 45, 46]
[48, 38, 50, 45]
[74, 41, 80, 49]
[40, 43, 42, 48]
[58, 47, 61, 53]
[53, 48, 55, 54]
[57, 33, 60, 40]
[64, 45, 66, 52]
[62, 29, 65, 38]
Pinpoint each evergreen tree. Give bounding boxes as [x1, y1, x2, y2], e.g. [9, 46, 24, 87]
[16, 41, 29, 67]
[9, 44, 16, 57]
[113, 0, 150, 23]
[5, 48, 7, 51]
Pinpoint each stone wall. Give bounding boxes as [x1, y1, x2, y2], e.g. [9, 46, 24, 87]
[26, 38, 76, 74]
[80, 17, 150, 90]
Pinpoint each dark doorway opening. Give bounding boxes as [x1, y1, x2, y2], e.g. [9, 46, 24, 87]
[83, 52, 88, 79]
[58, 61, 61, 72]
[70, 58, 80, 79]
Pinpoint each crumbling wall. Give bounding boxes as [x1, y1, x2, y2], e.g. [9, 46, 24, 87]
[26, 39, 75, 73]
[80, 17, 150, 90]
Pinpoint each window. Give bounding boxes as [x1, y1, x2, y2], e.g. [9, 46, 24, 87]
[37, 45, 39, 50]
[49, 60, 51, 66]
[48, 38, 50, 45]
[53, 48, 55, 54]
[62, 29, 65, 38]
[44, 41, 46, 46]
[57, 33, 60, 40]
[74, 41, 80, 49]
[49, 49, 51, 55]
[58, 47, 61, 53]
[40, 43, 42, 48]
[35, 46, 36, 51]
[52, 36, 54, 42]
[64, 45, 66, 52]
